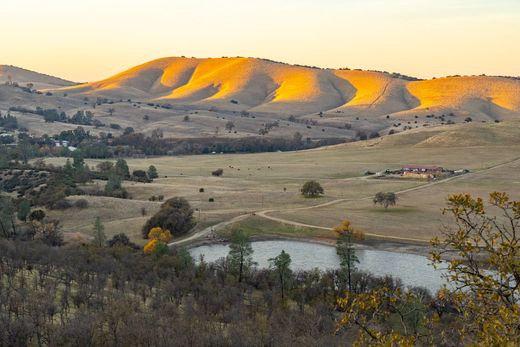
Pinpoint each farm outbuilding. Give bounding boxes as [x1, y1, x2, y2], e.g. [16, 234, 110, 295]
[402, 165, 444, 179]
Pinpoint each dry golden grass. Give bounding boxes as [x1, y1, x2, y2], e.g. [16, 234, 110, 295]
[39, 122, 520, 244]
[407, 76, 520, 113]
[53, 56, 520, 119]
[5, 59, 520, 245]
[270, 158, 520, 241]
[0, 64, 75, 89]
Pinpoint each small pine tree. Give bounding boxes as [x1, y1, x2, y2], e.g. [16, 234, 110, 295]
[334, 220, 364, 292]
[105, 173, 122, 194]
[17, 200, 31, 222]
[147, 165, 158, 179]
[115, 159, 130, 178]
[227, 227, 255, 283]
[92, 216, 106, 247]
[72, 151, 85, 171]
[63, 159, 74, 177]
[269, 250, 292, 300]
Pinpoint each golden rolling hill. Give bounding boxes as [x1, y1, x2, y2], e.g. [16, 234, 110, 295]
[0, 65, 75, 90]
[54, 57, 520, 119]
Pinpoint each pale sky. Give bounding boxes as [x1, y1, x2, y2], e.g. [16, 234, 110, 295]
[1, 0, 519, 82]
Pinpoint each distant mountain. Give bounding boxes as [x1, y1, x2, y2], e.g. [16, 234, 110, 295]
[54, 57, 520, 120]
[0, 65, 76, 89]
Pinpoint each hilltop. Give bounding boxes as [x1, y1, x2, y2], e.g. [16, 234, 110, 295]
[1, 57, 519, 142]
[0, 65, 76, 89]
[54, 56, 520, 120]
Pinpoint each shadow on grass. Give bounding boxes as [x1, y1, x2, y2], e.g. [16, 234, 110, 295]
[368, 207, 417, 213]
[219, 216, 332, 239]
[302, 195, 324, 199]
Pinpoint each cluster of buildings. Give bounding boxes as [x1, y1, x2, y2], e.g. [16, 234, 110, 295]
[401, 165, 445, 179]
[52, 140, 77, 151]
[370, 165, 468, 180]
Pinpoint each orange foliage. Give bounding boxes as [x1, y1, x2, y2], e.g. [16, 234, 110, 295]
[143, 239, 158, 254]
[144, 227, 172, 254]
[333, 219, 365, 240]
[147, 227, 172, 243]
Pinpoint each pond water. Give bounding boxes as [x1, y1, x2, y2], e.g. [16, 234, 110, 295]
[189, 240, 446, 293]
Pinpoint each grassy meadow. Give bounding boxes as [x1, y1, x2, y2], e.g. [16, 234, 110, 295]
[39, 122, 520, 246]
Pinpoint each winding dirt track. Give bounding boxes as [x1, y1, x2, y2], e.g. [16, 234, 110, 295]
[169, 156, 520, 246]
[168, 214, 250, 246]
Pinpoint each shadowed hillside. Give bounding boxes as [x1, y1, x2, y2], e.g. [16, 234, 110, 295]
[0, 65, 76, 89]
[343, 120, 520, 148]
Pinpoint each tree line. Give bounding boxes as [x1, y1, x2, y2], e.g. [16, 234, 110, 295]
[0, 125, 346, 163]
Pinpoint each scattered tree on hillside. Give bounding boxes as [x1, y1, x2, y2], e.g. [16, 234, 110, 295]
[142, 197, 195, 238]
[92, 217, 106, 247]
[293, 131, 303, 144]
[227, 226, 255, 283]
[107, 233, 137, 248]
[16, 199, 31, 222]
[0, 112, 18, 130]
[115, 159, 130, 178]
[151, 129, 163, 139]
[33, 220, 64, 247]
[0, 197, 17, 239]
[97, 161, 114, 173]
[334, 220, 364, 292]
[301, 180, 324, 198]
[143, 227, 172, 255]
[373, 192, 397, 208]
[74, 199, 89, 209]
[225, 121, 235, 133]
[28, 209, 45, 222]
[17, 140, 33, 164]
[132, 170, 149, 182]
[269, 250, 292, 300]
[212, 168, 224, 177]
[105, 173, 122, 194]
[147, 165, 158, 179]
[71, 150, 89, 182]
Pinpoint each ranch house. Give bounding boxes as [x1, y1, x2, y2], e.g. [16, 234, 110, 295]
[402, 165, 444, 179]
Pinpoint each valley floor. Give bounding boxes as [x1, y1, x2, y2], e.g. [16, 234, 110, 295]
[39, 127, 520, 250]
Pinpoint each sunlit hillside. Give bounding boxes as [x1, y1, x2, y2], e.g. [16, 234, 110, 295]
[55, 57, 520, 119]
[406, 76, 520, 119]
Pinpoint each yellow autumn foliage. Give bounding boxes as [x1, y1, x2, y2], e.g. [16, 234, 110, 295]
[336, 192, 520, 346]
[147, 227, 172, 243]
[143, 239, 158, 254]
[333, 219, 364, 240]
[143, 227, 172, 254]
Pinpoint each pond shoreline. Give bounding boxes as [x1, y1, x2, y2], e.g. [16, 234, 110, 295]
[188, 238, 445, 292]
[179, 233, 433, 258]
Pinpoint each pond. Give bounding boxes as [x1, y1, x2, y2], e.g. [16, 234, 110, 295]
[189, 240, 447, 293]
